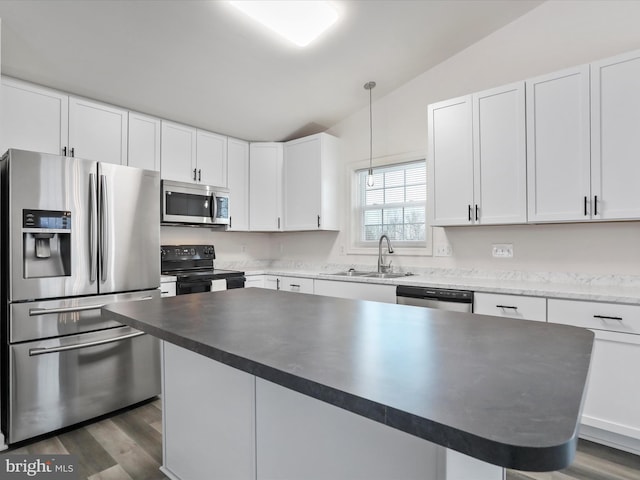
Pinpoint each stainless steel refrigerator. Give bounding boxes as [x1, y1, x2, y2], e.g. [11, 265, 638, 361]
[0, 149, 161, 444]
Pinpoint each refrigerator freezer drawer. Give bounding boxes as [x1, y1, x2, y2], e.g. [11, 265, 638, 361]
[10, 289, 160, 343]
[8, 326, 160, 444]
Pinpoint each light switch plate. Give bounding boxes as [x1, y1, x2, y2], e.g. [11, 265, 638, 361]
[492, 244, 513, 258]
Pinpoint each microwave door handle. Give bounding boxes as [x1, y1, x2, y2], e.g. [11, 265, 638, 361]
[211, 194, 217, 221]
[89, 173, 98, 282]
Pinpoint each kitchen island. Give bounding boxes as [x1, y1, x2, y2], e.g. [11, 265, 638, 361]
[103, 288, 594, 480]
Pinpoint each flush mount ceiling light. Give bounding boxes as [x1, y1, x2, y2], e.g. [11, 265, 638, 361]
[229, 1, 339, 47]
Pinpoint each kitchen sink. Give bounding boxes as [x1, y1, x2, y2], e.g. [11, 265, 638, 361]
[326, 271, 414, 279]
[362, 272, 413, 278]
[326, 270, 372, 277]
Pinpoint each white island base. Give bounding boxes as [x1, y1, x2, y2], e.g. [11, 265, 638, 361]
[160, 342, 504, 480]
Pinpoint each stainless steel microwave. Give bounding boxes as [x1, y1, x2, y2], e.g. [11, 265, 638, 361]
[161, 180, 230, 226]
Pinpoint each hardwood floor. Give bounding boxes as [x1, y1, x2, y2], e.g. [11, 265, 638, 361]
[0, 398, 168, 480]
[1, 398, 638, 479]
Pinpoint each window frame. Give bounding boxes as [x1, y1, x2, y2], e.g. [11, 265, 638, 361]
[347, 152, 433, 256]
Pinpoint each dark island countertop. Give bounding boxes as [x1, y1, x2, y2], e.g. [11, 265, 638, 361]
[103, 288, 594, 472]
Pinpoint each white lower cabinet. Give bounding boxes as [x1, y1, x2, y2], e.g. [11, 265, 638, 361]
[264, 275, 313, 294]
[548, 298, 640, 454]
[244, 275, 265, 288]
[313, 279, 396, 304]
[473, 292, 546, 322]
[160, 280, 176, 298]
[161, 342, 255, 480]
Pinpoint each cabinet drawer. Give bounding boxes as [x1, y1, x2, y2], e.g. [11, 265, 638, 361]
[279, 276, 314, 294]
[548, 299, 640, 334]
[160, 282, 176, 297]
[474, 293, 546, 322]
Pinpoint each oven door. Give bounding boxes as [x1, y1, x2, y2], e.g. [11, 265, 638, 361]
[176, 279, 214, 295]
[8, 326, 160, 443]
[162, 180, 215, 225]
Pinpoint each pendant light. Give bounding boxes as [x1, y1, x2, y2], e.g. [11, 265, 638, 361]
[364, 81, 376, 187]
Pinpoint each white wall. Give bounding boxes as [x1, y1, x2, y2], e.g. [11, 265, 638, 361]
[269, 0, 640, 275]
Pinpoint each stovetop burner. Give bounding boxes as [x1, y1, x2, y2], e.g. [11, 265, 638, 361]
[161, 245, 244, 279]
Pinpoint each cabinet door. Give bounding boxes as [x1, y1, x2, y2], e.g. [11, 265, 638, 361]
[249, 143, 283, 231]
[1, 77, 68, 155]
[160, 121, 197, 183]
[591, 50, 640, 220]
[284, 135, 321, 230]
[313, 280, 396, 304]
[278, 276, 314, 294]
[263, 276, 279, 290]
[160, 281, 176, 297]
[473, 82, 526, 224]
[68, 96, 128, 165]
[581, 330, 640, 441]
[196, 130, 227, 187]
[128, 112, 160, 171]
[245, 275, 265, 288]
[473, 293, 546, 322]
[526, 66, 591, 222]
[428, 95, 474, 226]
[227, 138, 250, 231]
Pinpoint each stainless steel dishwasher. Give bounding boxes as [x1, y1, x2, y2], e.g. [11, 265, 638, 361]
[396, 285, 474, 312]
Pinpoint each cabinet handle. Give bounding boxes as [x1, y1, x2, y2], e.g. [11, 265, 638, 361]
[290, 284, 301, 288]
[277, 217, 281, 229]
[276, 278, 280, 290]
[317, 215, 321, 228]
[229, 216, 232, 229]
[70, 147, 75, 157]
[593, 315, 622, 321]
[62, 146, 67, 156]
[198, 169, 202, 182]
[468, 205, 472, 222]
[594, 195, 598, 216]
[584, 196, 588, 216]
[496, 305, 518, 310]
[193, 168, 197, 181]
[475, 204, 479, 222]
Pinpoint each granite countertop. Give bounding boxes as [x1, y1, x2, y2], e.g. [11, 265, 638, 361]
[103, 288, 594, 472]
[242, 268, 640, 304]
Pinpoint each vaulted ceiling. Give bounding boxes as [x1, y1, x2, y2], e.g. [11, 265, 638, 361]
[0, 0, 543, 141]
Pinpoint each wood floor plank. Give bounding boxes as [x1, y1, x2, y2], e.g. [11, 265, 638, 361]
[87, 464, 134, 480]
[86, 418, 166, 480]
[58, 426, 117, 479]
[27, 436, 69, 455]
[111, 407, 163, 463]
[149, 421, 162, 434]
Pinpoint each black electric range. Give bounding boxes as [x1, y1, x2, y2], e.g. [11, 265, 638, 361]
[161, 245, 245, 295]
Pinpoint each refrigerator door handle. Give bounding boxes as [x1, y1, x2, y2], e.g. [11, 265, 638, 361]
[28, 331, 146, 356]
[29, 304, 105, 316]
[100, 174, 108, 283]
[89, 173, 98, 283]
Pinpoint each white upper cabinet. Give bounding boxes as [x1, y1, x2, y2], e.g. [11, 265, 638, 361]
[429, 83, 526, 226]
[249, 142, 283, 231]
[283, 133, 339, 231]
[68, 96, 128, 165]
[227, 137, 250, 231]
[472, 82, 526, 224]
[526, 66, 591, 222]
[161, 121, 197, 183]
[196, 130, 227, 187]
[1, 77, 69, 156]
[128, 112, 161, 171]
[591, 49, 640, 220]
[428, 95, 474, 226]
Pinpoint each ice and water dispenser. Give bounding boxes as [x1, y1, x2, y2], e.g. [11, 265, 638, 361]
[22, 209, 71, 278]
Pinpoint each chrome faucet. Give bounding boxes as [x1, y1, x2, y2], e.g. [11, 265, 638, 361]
[378, 234, 394, 273]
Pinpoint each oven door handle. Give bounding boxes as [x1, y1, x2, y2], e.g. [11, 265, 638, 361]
[28, 331, 146, 356]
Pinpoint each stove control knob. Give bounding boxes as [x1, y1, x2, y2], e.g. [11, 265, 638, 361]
[190, 248, 196, 256]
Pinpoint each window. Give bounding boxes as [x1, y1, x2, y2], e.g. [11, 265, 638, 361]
[356, 160, 426, 246]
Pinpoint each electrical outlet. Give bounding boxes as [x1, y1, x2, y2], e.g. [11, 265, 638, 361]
[492, 244, 513, 258]
[434, 244, 452, 257]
